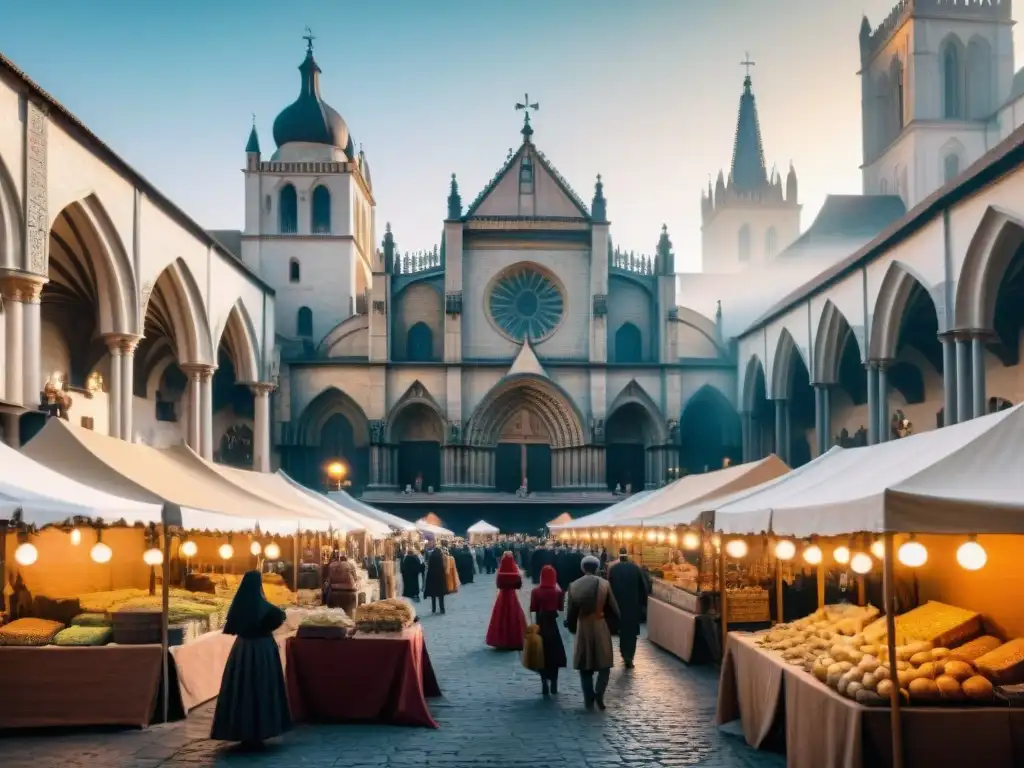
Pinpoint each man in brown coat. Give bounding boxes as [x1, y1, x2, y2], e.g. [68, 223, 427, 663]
[567, 555, 620, 710]
[326, 553, 361, 617]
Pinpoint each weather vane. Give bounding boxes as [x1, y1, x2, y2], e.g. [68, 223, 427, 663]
[740, 52, 756, 78]
[515, 94, 539, 138]
[303, 26, 316, 52]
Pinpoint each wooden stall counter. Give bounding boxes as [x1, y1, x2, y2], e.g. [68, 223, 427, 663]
[646, 597, 718, 663]
[716, 632, 1024, 768]
[0, 645, 162, 729]
[286, 624, 441, 728]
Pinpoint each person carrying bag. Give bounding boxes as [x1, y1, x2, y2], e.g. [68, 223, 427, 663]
[521, 624, 545, 671]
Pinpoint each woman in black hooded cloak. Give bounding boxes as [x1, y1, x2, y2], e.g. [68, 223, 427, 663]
[210, 571, 292, 746]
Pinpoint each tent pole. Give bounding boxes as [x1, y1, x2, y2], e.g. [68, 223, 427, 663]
[718, 543, 728, 654]
[292, 529, 300, 592]
[161, 524, 171, 724]
[883, 532, 904, 768]
[774, 555, 783, 624]
[816, 537, 826, 610]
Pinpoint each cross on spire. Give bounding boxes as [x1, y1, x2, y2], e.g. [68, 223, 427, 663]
[303, 26, 316, 53]
[515, 93, 539, 140]
[740, 52, 755, 79]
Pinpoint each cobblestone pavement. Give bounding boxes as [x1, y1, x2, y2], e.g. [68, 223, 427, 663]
[0, 571, 784, 768]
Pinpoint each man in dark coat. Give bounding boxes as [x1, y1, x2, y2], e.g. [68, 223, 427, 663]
[555, 545, 573, 590]
[607, 547, 648, 668]
[530, 541, 556, 584]
[483, 545, 498, 574]
[400, 548, 424, 602]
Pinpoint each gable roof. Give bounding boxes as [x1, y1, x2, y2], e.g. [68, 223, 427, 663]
[740, 119, 1024, 337]
[464, 141, 591, 220]
[779, 194, 906, 255]
[507, 338, 548, 379]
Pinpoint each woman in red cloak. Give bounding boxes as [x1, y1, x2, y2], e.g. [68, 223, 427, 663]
[530, 564, 567, 695]
[485, 552, 527, 650]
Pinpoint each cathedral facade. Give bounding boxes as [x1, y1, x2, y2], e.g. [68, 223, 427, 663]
[222, 38, 807, 526]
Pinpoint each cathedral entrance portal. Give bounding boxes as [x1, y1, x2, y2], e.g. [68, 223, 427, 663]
[392, 403, 443, 492]
[496, 409, 552, 492]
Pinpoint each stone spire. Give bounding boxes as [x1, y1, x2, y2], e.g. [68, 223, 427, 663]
[729, 64, 769, 194]
[591, 174, 607, 223]
[656, 224, 675, 275]
[447, 174, 462, 220]
[382, 222, 396, 274]
[245, 115, 260, 155]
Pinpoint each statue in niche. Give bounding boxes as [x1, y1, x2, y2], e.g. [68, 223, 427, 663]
[40, 372, 72, 420]
[369, 419, 386, 444]
[590, 418, 605, 444]
[891, 410, 913, 440]
[667, 419, 680, 444]
[448, 420, 462, 445]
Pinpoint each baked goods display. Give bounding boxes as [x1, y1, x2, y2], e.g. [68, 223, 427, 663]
[354, 598, 416, 633]
[756, 600, 1024, 706]
[52, 626, 113, 646]
[0, 618, 65, 646]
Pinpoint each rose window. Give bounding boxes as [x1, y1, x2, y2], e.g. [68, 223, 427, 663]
[488, 267, 564, 342]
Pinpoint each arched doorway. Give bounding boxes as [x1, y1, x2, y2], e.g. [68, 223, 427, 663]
[742, 357, 773, 460]
[391, 403, 443, 492]
[605, 403, 649, 491]
[772, 331, 814, 467]
[287, 387, 370, 490]
[213, 304, 260, 467]
[406, 322, 434, 362]
[679, 386, 741, 474]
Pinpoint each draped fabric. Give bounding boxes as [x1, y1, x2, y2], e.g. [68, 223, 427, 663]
[486, 553, 527, 650]
[530, 565, 567, 672]
[423, 549, 449, 599]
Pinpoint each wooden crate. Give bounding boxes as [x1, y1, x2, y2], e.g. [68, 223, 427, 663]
[726, 592, 770, 623]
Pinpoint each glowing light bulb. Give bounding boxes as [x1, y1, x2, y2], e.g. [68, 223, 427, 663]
[897, 539, 928, 568]
[833, 546, 851, 565]
[802, 545, 823, 565]
[850, 552, 873, 574]
[91, 542, 113, 564]
[656, 531, 666, 544]
[69, 528, 82, 546]
[624, 531, 634, 541]
[682, 531, 701, 550]
[668, 532, 678, 546]
[180, 540, 198, 558]
[646, 530, 656, 543]
[871, 540, 885, 560]
[956, 540, 987, 571]
[774, 540, 796, 561]
[250, 541, 263, 556]
[143, 548, 164, 566]
[725, 539, 748, 559]
[711, 534, 721, 550]
[264, 542, 281, 560]
[218, 543, 234, 560]
[15, 542, 38, 566]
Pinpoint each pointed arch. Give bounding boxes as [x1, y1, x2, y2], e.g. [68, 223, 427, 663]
[770, 328, 809, 400]
[967, 35, 994, 119]
[215, 299, 261, 383]
[679, 384, 742, 473]
[939, 33, 966, 119]
[279, 183, 298, 234]
[606, 379, 668, 444]
[145, 258, 214, 365]
[741, 354, 766, 413]
[0, 153, 23, 268]
[870, 261, 939, 360]
[296, 386, 370, 446]
[385, 381, 447, 443]
[466, 374, 586, 448]
[814, 300, 862, 384]
[954, 206, 1024, 332]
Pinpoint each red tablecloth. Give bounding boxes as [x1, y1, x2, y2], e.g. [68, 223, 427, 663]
[286, 625, 441, 728]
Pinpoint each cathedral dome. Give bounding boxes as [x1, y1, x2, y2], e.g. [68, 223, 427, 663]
[272, 38, 354, 157]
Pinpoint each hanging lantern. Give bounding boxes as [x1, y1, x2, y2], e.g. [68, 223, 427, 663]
[682, 531, 701, 550]
[14, 542, 38, 566]
[850, 552, 873, 574]
[180, 540, 198, 558]
[833, 545, 851, 565]
[956, 537, 987, 571]
[265, 542, 281, 560]
[250, 540, 263, 556]
[69, 527, 82, 546]
[870, 539, 885, 559]
[711, 534, 721, 550]
[143, 548, 164, 566]
[645, 530, 657, 543]
[91, 542, 113, 564]
[219, 543, 235, 560]
[802, 544, 823, 565]
[725, 539, 748, 559]
[774, 539, 796, 561]
[668, 532, 679, 546]
[897, 536, 928, 568]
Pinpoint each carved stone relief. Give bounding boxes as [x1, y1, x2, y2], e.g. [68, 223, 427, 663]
[25, 101, 49, 275]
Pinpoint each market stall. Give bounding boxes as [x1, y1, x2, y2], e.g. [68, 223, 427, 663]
[327, 489, 418, 533]
[546, 512, 572, 529]
[712, 405, 1024, 768]
[467, 520, 499, 543]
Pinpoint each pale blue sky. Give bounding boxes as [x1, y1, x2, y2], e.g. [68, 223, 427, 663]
[3, 0, 1020, 270]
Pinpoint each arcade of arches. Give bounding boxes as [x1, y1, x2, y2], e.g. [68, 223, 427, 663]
[287, 378, 743, 494]
[742, 235, 1024, 466]
[0, 198, 273, 471]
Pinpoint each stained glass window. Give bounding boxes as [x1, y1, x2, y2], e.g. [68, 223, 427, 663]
[488, 267, 564, 342]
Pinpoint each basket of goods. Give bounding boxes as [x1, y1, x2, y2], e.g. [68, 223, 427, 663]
[354, 598, 417, 634]
[70, 612, 112, 627]
[726, 587, 770, 623]
[0, 617, 65, 646]
[53, 625, 113, 647]
[297, 608, 355, 640]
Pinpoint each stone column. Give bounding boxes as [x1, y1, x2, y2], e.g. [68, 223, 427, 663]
[822, 386, 831, 452]
[106, 337, 122, 439]
[941, 334, 957, 427]
[199, 367, 214, 460]
[250, 382, 274, 472]
[866, 363, 878, 445]
[740, 412, 751, 463]
[184, 366, 202, 452]
[877, 361, 890, 443]
[955, 336, 972, 424]
[971, 334, 987, 420]
[119, 337, 139, 443]
[773, 399, 787, 463]
[3, 281, 25, 406]
[21, 280, 44, 407]
[812, 388, 824, 456]
[0, 289, 6, 403]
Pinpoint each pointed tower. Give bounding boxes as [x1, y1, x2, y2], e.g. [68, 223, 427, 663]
[701, 57, 801, 273]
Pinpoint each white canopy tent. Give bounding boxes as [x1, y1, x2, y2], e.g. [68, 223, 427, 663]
[0, 440, 164, 527]
[715, 405, 1024, 537]
[326, 489, 417, 532]
[551, 490, 658, 530]
[276, 472, 393, 537]
[467, 520, 499, 535]
[416, 519, 455, 538]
